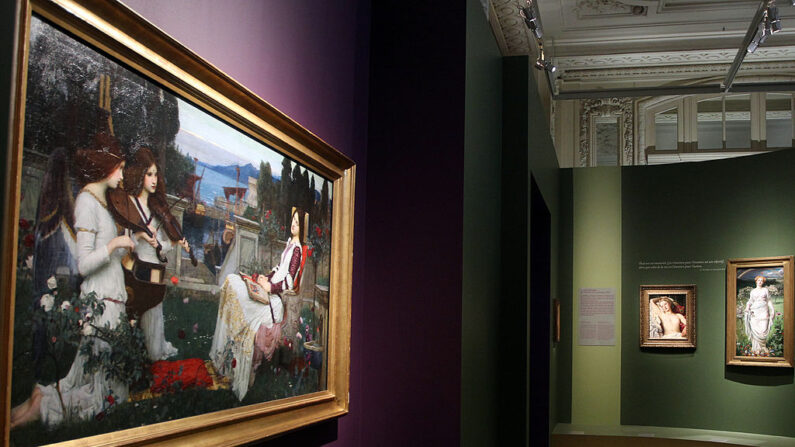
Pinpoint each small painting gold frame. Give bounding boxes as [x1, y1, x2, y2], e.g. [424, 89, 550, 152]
[639, 285, 696, 349]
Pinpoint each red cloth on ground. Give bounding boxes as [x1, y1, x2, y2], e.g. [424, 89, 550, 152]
[150, 358, 213, 394]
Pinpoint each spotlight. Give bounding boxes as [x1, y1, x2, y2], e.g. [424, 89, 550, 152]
[519, 1, 543, 39]
[534, 58, 557, 73]
[748, 20, 767, 53]
[768, 6, 782, 33]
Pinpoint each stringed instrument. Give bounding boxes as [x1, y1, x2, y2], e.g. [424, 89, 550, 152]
[151, 194, 198, 267]
[106, 187, 169, 317]
[106, 187, 168, 262]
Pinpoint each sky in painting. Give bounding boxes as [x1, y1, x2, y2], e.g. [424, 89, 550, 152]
[737, 267, 784, 282]
[174, 98, 330, 197]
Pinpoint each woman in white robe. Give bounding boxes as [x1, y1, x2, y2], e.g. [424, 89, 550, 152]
[11, 133, 136, 428]
[744, 275, 776, 355]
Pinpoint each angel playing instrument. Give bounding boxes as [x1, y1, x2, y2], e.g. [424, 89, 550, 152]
[106, 187, 168, 263]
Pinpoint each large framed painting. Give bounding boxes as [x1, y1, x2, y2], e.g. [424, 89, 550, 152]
[639, 285, 696, 349]
[1, 0, 355, 445]
[726, 256, 794, 367]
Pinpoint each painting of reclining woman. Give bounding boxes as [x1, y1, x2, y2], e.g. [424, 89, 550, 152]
[8, 15, 334, 446]
[639, 285, 696, 348]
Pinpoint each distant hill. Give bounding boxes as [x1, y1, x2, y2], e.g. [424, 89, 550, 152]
[196, 161, 261, 181]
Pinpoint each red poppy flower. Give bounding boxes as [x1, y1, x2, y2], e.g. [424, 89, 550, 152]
[178, 329, 186, 339]
[315, 226, 322, 237]
[171, 276, 179, 285]
[307, 248, 314, 258]
[19, 218, 30, 230]
[231, 358, 237, 368]
[106, 394, 115, 405]
[23, 233, 34, 248]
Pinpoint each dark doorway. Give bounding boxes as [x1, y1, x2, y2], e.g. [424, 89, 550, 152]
[529, 175, 551, 446]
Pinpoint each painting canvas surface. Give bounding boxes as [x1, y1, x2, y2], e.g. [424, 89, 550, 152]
[734, 267, 785, 358]
[10, 16, 333, 445]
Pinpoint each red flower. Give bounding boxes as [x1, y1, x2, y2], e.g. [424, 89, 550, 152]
[280, 225, 285, 231]
[51, 336, 56, 343]
[19, 218, 30, 230]
[315, 226, 322, 237]
[106, 394, 115, 405]
[265, 210, 271, 219]
[171, 276, 179, 285]
[231, 358, 237, 368]
[74, 307, 79, 313]
[178, 329, 186, 339]
[307, 248, 314, 258]
[23, 233, 34, 248]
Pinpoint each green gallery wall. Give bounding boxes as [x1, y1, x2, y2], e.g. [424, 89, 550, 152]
[562, 148, 795, 439]
[462, 0, 503, 444]
[620, 149, 795, 437]
[462, 0, 563, 439]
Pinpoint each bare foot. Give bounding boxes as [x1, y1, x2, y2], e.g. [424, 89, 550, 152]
[10, 387, 42, 429]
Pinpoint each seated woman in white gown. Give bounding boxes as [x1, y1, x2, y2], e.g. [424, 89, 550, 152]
[210, 208, 307, 401]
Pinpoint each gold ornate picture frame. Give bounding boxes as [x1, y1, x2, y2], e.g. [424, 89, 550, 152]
[639, 285, 696, 349]
[2, 0, 354, 445]
[726, 256, 794, 368]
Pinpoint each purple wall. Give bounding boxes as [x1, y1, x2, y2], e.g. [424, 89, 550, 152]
[121, 1, 463, 445]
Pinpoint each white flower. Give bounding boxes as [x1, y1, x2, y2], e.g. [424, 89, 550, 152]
[24, 255, 33, 270]
[85, 312, 92, 320]
[47, 275, 58, 290]
[130, 319, 137, 328]
[299, 317, 304, 324]
[40, 294, 54, 312]
[81, 324, 94, 336]
[78, 319, 83, 326]
[60, 301, 71, 311]
[296, 332, 303, 339]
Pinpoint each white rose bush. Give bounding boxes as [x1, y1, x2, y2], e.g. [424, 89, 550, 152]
[32, 277, 151, 410]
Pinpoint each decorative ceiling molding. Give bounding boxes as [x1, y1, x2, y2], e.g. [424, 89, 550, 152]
[559, 61, 795, 83]
[579, 98, 634, 166]
[574, 0, 647, 18]
[555, 47, 795, 70]
[658, 0, 758, 14]
[491, 0, 534, 56]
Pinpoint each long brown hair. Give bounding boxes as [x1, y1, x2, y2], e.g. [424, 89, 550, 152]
[123, 147, 182, 242]
[291, 207, 307, 244]
[123, 147, 165, 199]
[74, 132, 124, 186]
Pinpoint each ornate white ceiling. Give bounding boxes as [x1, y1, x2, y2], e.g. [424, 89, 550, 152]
[489, 0, 795, 90]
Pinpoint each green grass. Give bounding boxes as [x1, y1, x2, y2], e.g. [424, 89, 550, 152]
[10, 279, 323, 446]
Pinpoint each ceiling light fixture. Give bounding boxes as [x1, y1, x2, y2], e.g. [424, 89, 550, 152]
[519, 0, 543, 39]
[768, 5, 782, 33]
[746, 1, 783, 54]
